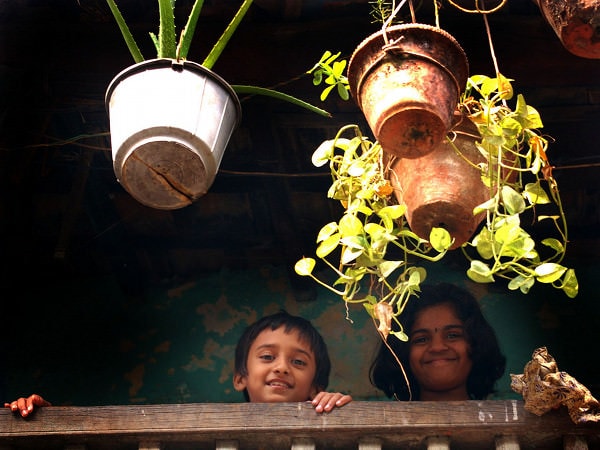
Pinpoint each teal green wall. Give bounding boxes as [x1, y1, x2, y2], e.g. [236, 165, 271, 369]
[3, 259, 599, 405]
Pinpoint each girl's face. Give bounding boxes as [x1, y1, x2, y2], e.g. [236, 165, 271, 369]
[233, 326, 318, 402]
[408, 303, 473, 401]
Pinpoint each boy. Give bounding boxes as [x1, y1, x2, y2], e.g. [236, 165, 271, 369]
[233, 310, 352, 412]
[6, 311, 351, 417]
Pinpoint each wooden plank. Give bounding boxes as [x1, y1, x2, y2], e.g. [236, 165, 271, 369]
[1, 401, 599, 450]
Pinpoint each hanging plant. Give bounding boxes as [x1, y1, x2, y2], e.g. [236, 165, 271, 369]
[104, 0, 328, 210]
[297, 0, 578, 344]
[456, 73, 578, 296]
[295, 123, 453, 341]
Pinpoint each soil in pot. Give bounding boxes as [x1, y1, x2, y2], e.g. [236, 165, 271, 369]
[348, 23, 469, 159]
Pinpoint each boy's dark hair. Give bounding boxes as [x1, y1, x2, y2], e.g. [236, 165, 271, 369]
[234, 310, 331, 401]
[369, 283, 506, 401]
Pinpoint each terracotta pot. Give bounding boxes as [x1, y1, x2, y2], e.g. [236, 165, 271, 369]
[106, 59, 242, 210]
[535, 0, 600, 59]
[348, 24, 468, 159]
[388, 115, 487, 249]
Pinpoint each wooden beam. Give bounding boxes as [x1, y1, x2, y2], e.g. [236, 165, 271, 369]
[1, 401, 599, 449]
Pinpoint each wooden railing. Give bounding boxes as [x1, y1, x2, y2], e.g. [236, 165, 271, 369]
[1, 400, 599, 449]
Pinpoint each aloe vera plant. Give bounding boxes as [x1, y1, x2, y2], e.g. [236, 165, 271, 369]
[105, 0, 329, 117]
[105, 0, 249, 66]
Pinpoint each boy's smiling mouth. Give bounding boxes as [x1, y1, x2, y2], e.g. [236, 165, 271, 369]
[267, 379, 292, 389]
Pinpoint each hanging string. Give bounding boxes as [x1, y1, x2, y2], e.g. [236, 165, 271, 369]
[381, 0, 415, 46]
[482, 8, 501, 78]
[446, 0, 508, 14]
[373, 315, 414, 401]
[408, 0, 416, 23]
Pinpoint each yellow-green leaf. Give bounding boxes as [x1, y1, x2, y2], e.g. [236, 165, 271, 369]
[524, 182, 551, 205]
[497, 73, 514, 100]
[561, 269, 579, 298]
[294, 258, 315, 276]
[541, 237, 565, 253]
[473, 197, 496, 215]
[312, 139, 338, 167]
[317, 222, 338, 242]
[429, 227, 453, 252]
[390, 329, 409, 342]
[534, 263, 567, 283]
[379, 260, 404, 278]
[466, 260, 494, 283]
[508, 275, 535, 293]
[339, 214, 363, 237]
[501, 185, 526, 215]
[316, 233, 341, 258]
[379, 204, 406, 220]
[341, 245, 362, 264]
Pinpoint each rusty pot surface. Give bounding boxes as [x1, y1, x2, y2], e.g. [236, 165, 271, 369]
[348, 23, 468, 159]
[535, 0, 600, 59]
[389, 116, 487, 249]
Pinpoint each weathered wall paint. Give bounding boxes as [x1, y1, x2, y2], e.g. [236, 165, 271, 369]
[2, 260, 598, 406]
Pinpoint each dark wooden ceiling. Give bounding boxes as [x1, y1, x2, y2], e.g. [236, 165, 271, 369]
[1, 0, 599, 298]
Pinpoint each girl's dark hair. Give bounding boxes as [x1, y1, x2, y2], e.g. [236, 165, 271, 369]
[234, 310, 331, 401]
[369, 283, 506, 401]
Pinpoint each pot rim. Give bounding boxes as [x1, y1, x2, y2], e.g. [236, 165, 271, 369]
[348, 23, 469, 102]
[104, 58, 242, 126]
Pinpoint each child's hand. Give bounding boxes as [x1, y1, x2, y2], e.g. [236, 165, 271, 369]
[311, 391, 352, 413]
[4, 394, 51, 418]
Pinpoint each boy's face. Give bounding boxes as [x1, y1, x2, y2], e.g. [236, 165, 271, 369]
[233, 326, 318, 402]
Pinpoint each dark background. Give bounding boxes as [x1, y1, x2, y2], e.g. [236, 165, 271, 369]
[1, 0, 599, 405]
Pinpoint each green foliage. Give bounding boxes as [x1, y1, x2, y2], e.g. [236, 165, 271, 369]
[369, 0, 395, 24]
[297, 72, 579, 340]
[295, 125, 452, 340]
[105, 0, 330, 117]
[106, 0, 252, 66]
[458, 74, 578, 299]
[105, 0, 145, 63]
[307, 51, 350, 101]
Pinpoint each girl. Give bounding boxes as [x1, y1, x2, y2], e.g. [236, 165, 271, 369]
[370, 283, 506, 401]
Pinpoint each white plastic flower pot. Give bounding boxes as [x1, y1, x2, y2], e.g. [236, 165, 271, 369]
[105, 59, 242, 210]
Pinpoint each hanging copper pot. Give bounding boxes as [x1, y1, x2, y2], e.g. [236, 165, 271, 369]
[388, 115, 488, 249]
[348, 23, 469, 159]
[535, 0, 600, 59]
